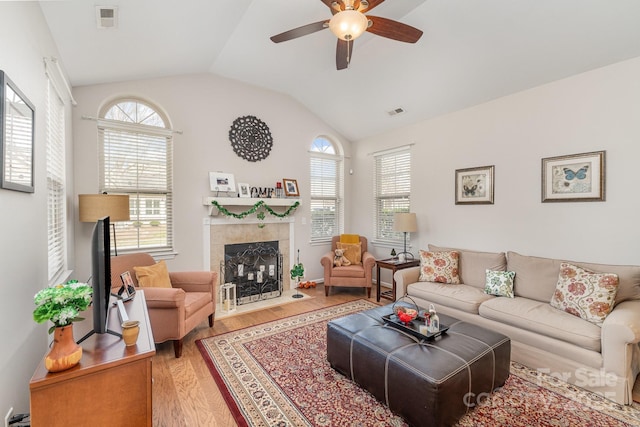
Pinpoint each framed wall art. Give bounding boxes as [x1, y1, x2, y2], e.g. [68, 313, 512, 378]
[229, 115, 273, 162]
[282, 178, 299, 197]
[541, 151, 605, 202]
[0, 70, 35, 193]
[237, 182, 251, 198]
[209, 172, 235, 193]
[455, 165, 495, 205]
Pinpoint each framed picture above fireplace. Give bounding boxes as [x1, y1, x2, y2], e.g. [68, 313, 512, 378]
[283, 178, 299, 197]
[209, 172, 235, 193]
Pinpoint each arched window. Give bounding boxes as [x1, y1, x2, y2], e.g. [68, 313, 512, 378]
[99, 98, 173, 253]
[309, 136, 343, 242]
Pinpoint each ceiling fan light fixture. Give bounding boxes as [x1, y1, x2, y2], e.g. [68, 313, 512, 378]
[329, 10, 368, 41]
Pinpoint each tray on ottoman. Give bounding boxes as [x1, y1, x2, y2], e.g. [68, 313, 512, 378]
[382, 314, 449, 340]
[327, 303, 511, 427]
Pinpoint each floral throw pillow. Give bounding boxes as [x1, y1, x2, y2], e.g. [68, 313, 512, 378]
[550, 262, 619, 326]
[418, 250, 460, 284]
[484, 270, 516, 298]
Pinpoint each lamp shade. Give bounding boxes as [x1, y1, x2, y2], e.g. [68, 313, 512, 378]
[393, 212, 417, 233]
[79, 194, 130, 222]
[329, 10, 369, 41]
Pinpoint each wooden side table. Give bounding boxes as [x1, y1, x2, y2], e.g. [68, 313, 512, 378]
[376, 258, 420, 302]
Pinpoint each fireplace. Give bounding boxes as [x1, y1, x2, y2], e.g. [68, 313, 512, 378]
[203, 216, 295, 310]
[222, 241, 282, 304]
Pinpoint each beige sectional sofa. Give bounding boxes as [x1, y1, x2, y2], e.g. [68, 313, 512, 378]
[393, 244, 640, 404]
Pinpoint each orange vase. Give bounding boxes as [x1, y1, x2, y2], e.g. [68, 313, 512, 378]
[45, 324, 83, 373]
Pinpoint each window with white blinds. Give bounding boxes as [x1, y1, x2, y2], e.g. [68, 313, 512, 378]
[310, 137, 343, 242]
[46, 81, 66, 283]
[99, 99, 173, 253]
[373, 147, 411, 243]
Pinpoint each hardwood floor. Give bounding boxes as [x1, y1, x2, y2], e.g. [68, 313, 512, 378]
[151, 285, 380, 427]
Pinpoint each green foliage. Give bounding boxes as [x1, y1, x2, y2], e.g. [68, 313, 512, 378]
[33, 280, 92, 334]
[212, 200, 300, 219]
[290, 249, 304, 279]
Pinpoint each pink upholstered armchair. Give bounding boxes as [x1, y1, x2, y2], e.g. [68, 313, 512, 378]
[320, 235, 375, 297]
[110, 253, 217, 358]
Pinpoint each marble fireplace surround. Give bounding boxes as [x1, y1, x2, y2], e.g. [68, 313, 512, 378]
[202, 216, 295, 295]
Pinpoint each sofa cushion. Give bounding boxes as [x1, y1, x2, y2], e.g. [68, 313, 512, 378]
[550, 263, 619, 326]
[429, 245, 507, 289]
[337, 241, 362, 265]
[479, 296, 601, 352]
[507, 251, 640, 304]
[485, 270, 516, 298]
[418, 250, 460, 284]
[133, 260, 172, 288]
[407, 281, 494, 314]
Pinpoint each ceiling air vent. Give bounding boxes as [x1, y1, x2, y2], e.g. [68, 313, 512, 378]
[96, 6, 118, 29]
[387, 107, 405, 117]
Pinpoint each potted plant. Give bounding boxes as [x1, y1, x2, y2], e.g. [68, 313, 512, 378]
[33, 280, 92, 372]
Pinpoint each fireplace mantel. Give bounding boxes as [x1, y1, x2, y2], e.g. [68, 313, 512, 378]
[202, 197, 301, 216]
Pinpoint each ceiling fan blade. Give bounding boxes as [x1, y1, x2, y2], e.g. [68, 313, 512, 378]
[320, 0, 342, 14]
[357, 0, 385, 13]
[336, 39, 353, 70]
[270, 20, 329, 43]
[366, 16, 423, 43]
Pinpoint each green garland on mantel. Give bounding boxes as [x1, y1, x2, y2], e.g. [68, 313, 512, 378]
[211, 200, 300, 220]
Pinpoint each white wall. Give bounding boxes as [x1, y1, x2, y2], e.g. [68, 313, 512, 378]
[0, 3, 75, 415]
[352, 57, 640, 268]
[72, 74, 351, 282]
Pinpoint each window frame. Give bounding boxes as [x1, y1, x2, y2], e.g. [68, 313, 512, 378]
[372, 146, 412, 246]
[98, 98, 174, 255]
[309, 136, 344, 244]
[46, 80, 67, 284]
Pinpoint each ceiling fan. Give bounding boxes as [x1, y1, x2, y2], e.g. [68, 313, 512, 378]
[270, 0, 423, 70]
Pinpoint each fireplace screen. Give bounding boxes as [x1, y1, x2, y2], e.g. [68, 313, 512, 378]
[221, 241, 282, 304]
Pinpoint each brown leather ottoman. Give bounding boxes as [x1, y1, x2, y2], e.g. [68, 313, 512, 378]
[327, 303, 511, 427]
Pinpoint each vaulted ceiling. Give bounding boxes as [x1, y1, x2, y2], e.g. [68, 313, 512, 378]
[39, 0, 640, 141]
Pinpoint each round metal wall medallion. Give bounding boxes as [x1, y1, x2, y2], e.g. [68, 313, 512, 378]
[229, 115, 273, 162]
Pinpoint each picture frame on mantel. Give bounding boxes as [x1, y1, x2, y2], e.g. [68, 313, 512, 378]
[283, 178, 299, 197]
[237, 182, 250, 198]
[455, 165, 495, 205]
[209, 172, 235, 193]
[541, 151, 605, 202]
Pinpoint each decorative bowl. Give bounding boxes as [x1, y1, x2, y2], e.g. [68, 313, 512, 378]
[396, 306, 418, 324]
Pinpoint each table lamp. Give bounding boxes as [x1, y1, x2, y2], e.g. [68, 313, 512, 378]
[79, 193, 130, 255]
[393, 212, 417, 260]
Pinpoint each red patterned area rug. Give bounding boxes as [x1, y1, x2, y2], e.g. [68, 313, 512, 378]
[197, 300, 640, 427]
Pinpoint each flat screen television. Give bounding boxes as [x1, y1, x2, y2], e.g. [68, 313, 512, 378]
[77, 216, 121, 343]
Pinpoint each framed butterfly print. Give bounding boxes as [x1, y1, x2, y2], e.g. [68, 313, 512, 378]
[542, 151, 605, 202]
[455, 165, 495, 205]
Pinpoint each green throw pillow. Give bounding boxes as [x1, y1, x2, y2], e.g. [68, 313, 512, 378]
[485, 270, 516, 298]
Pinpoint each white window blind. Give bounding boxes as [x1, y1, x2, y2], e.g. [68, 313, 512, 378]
[99, 100, 173, 253]
[373, 147, 411, 242]
[310, 138, 343, 242]
[46, 81, 66, 282]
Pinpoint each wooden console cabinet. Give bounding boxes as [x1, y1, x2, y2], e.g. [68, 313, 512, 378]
[30, 291, 155, 427]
